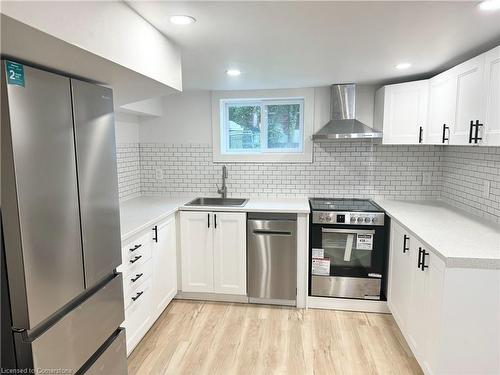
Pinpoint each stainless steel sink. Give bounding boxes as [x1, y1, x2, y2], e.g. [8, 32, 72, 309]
[185, 197, 248, 207]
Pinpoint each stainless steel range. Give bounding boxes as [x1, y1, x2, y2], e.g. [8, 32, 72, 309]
[309, 198, 388, 300]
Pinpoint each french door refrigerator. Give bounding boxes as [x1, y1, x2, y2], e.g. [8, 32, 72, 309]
[1, 60, 127, 374]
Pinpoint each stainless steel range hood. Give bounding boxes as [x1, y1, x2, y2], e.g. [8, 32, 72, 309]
[312, 84, 382, 141]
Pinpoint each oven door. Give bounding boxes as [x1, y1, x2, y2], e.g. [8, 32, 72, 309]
[311, 225, 385, 278]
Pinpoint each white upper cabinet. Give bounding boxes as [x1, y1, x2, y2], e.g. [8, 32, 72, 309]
[426, 70, 457, 144]
[377, 45, 499, 146]
[484, 46, 500, 146]
[375, 80, 429, 144]
[451, 54, 486, 145]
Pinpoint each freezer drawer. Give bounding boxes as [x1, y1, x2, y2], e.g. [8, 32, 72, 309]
[16, 274, 124, 373]
[247, 214, 297, 303]
[84, 329, 127, 375]
[71, 79, 122, 289]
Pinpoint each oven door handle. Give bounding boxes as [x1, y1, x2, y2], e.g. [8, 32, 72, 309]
[321, 228, 375, 235]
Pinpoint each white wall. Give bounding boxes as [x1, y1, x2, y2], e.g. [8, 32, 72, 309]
[138, 85, 377, 144]
[115, 112, 140, 144]
[140, 91, 213, 144]
[1, 1, 182, 91]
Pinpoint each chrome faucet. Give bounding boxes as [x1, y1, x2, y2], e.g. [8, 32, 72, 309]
[217, 165, 228, 198]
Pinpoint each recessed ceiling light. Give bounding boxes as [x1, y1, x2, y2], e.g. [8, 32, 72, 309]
[395, 63, 412, 70]
[169, 15, 196, 25]
[226, 69, 241, 77]
[479, 0, 500, 11]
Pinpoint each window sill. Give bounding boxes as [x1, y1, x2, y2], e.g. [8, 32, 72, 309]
[213, 151, 313, 163]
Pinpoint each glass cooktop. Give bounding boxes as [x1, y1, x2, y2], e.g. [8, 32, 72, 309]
[309, 198, 383, 212]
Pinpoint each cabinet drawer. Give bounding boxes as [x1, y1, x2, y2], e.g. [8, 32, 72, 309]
[122, 278, 153, 355]
[124, 276, 152, 312]
[118, 234, 152, 277]
[122, 259, 153, 297]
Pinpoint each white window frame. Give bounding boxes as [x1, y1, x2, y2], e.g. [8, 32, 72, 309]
[212, 88, 314, 163]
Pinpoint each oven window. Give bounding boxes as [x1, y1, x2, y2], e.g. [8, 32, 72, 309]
[322, 229, 375, 269]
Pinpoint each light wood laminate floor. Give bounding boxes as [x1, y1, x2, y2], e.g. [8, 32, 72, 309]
[128, 300, 423, 375]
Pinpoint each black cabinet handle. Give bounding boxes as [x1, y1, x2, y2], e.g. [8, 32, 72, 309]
[208, 213, 210, 228]
[417, 247, 423, 269]
[214, 214, 217, 229]
[418, 126, 423, 144]
[132, 291, 144, 301]
[474, 120, 483, 144]
[131, 273, 143, 282]
[442, 124, 449, 144]
[129, 244, 142, 252]
[469, 120, 474, 143]
[421, 249, 429, 271]
[403, 235, 409, 253]
[129, 255, 142, 264]
[153, 225, 158, 242]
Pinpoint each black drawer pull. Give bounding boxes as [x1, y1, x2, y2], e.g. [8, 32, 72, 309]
[129, 244, 142, 252]
[418, 247, 423, 268]
[469, 120, 474, 143]
[418, 126, 423, 143]
[474, 120, 483, 144]
[208, 213, 210, 228]
[131, 273, 143, 282]
[129, 255, 142, 264]
[403, 235, 409, 253]
[132, 291, 144, 301]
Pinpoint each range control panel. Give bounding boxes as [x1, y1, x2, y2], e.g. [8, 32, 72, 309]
[312, 211, 385, 226]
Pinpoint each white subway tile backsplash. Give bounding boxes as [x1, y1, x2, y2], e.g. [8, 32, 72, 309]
[116, 143, 141, 201]
[116, 141, 499, 224]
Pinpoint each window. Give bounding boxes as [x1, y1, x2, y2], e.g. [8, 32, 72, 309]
[212, 88, 314, 163]
[222, 99, 304, 154]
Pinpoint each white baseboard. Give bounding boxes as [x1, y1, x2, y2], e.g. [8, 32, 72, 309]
[307, 296, 390, 313]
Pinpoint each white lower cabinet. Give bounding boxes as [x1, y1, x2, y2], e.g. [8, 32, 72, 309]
[180, 211, 247, 296]
[118, 213, 177, 356]
[388, 221, 498, 375]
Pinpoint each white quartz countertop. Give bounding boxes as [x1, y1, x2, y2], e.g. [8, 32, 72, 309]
[375, 199, 500, 269]
[120, 196, 310, 241]
[120, 196, 192, 241]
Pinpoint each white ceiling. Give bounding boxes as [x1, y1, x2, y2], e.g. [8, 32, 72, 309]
[128, 1, 500, 91]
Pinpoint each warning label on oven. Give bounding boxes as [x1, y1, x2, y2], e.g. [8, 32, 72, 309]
[312, 258, 330, 276]
[357, 234, 373, 250]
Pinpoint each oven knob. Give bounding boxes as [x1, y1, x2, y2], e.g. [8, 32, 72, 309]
[371, 217, 377, 223]
[350, 216, 356, 223]
[357, 217, 363, 223]
[319, 214, 325, 222]
[364, 217, 371, 223]
[325, 215, 332, 222]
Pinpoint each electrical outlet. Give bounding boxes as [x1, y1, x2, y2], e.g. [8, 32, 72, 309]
[422, 172, 432, 185]
[482, 180, 491, 199]
[155, 168, 163, 180]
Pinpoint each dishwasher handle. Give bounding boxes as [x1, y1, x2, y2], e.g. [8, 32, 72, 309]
[252, 229, 293, 236]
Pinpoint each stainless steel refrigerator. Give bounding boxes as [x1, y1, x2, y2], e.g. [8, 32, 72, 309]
[1, 60, 127, 374]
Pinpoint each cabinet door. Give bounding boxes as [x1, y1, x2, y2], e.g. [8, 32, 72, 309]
[407, 239, 445, 371]
[426, 70, 457, 144]
[451, 54, 486, 145]
[213, 212, 247, 295]
[151, 214, 177, 320]
[387, 222, 412, 331]
[484, 46, 500, 146]
[382, 80, 429, 144]
[180, 211, 214, 293]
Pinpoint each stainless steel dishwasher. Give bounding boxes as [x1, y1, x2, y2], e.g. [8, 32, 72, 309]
[247, 213, 297, 306]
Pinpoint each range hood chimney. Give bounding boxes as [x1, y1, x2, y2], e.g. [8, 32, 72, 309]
[312, 84, 382, 141]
